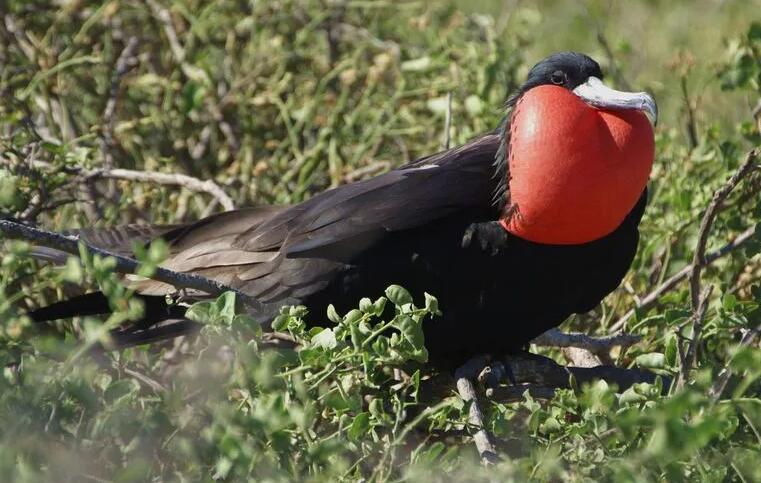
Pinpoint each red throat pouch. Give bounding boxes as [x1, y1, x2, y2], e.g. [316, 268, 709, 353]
[503, 85, 654, 244]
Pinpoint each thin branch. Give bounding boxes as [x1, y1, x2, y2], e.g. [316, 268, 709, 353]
[709, 323, 761, 400]
[609, 224, 757, 333]
[101, 36, 140, 170]
[144, 0, 208, 84]
[674, 149, 760, 388]
[676, 285, 713, 391]
[680, 76, 699, 150]
[0, 219, 261, 311]
[532, 327, 641, 354]
[7, 156, 235, 213]
[689, 149, 759, 310]
[103, 37, 139, 131]
[443, 92, 453, 150]
[454, 356, 500, 465]
[145, 0, 185, 64]
[89, 168, 235, 211]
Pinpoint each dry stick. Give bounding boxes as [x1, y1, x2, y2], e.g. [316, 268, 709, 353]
[532, 327, 641, 354]
[676, 286, 713, 391]
[454, 356, 500, 465]
[609, 224, 757, 333]
[88, 168, 235, 211]
[676, 149, 760, 389]
[443, 92, 453, 150]
[98, 37, 140, 212]
[145, 0, 185, 64]
[0, 219, 261, 311]
[16, 156, 235, 212]
[145, 0, 208, 85]
[100, 36, 140, 170]
[709, 322, 761, 400]
[680, 76, 699, 150]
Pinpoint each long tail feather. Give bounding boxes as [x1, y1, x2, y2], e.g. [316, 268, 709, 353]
[29, 292, 197, 348]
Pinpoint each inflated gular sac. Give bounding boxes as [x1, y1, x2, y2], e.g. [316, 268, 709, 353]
[504, 85, 654, 245]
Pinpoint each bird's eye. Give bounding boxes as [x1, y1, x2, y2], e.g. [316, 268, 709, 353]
[550, 70, 565, 85]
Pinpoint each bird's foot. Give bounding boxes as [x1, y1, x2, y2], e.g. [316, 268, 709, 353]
[461, 221, 509, 255]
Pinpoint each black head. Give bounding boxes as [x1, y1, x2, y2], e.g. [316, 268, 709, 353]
[494, 51, 656, 210]
[521, 52, 603, 93]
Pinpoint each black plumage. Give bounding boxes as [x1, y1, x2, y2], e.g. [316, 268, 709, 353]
[29, 52, 649, 367]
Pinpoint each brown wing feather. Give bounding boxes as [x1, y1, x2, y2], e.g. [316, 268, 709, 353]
[118, 133, 502, 312]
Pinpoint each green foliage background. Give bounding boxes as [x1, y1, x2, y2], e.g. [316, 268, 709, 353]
[1, 0, 760, 481]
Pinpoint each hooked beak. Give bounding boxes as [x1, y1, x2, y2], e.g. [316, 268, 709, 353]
[573, 76, 658, 126]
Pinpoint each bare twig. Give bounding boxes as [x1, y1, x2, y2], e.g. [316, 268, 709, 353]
[455, 356, 500, 465]
[18, 158, 235, 212]
[0, 219, 260, 310]
[609, 224, 757, 333]
[709, 323, 761, 400]
[675, 149, 760, 387]
[443, 92, 453, 150]
[676, 285, 713, 391]
[532, 327, 641, 354]
[680, 76, 699, 150]
[145, 0, 185, 64]
[144, 0, 209, 85]
[752, 99, 761, 120]
[689, 149, 759, 309]
[101, 36, 140, 170]
[103, 38, 139, 132]
[89, 168, 235, 211]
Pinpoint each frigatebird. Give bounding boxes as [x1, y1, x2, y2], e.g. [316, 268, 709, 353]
[29, 52, 657, 366]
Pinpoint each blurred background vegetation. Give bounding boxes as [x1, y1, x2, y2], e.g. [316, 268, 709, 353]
[1, 0, 760, 481]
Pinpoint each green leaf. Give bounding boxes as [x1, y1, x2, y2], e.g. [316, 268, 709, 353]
[326, 304, 341, 324]
[396, 315, 424, 351]
[311, 328, 338, 350]
[213, 292, 238, 324]
[343, 309, 364, 326]
[665, 331, 678, 367]
[104, 379, 138, 404]
[401, 56, 432, 72]
[348, 412, 370, 441]
[385, 285, 413, 306]
[635, 352, 666, 369]
[185, 301, 212, 324]
[424, 292, 440, 315]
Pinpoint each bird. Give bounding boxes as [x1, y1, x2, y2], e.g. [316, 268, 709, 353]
[28, 52, 657, 367]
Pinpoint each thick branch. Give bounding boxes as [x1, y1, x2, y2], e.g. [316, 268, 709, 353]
[0, 219, 261, 311]
[532, 327, 641, 354]
[423, 353, 666, 406]
[454, 356, 500, 465]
